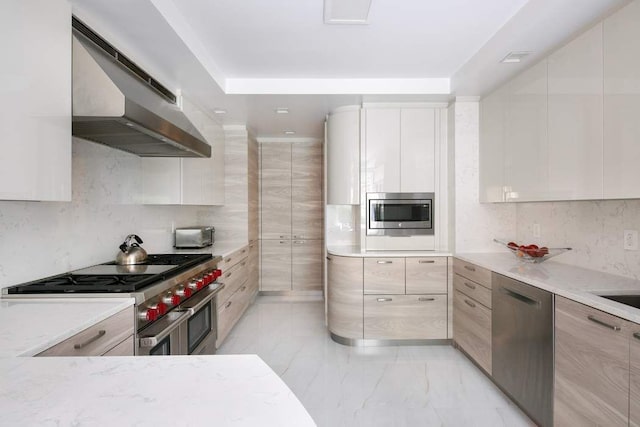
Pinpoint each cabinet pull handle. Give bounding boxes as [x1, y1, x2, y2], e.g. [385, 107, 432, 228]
[464, 282, 476, 290]
[326, 257, 332, 261]
[377, 261, 393, 264]
[419, 260, 435, 264]
[241, 286, 247, 292]
[464, 265, 476, 272]
[225, 257, 232, 263]
[418, 297, 435, 302]
[294, 241, 305, 244]
[225, 301, 232, 309]
[279, 241, 285, 244]
[377, 298, 392, 302]
[74, 330, 106, 350]
[241, 262, 246, 267]
[464, 299, 476, 308]
[280, 235, 286, 239]
[242, 249, 247, 254]
[226, 272, 232, 278]
[634, 332, 640, 341]
[587, 315, 621, 331]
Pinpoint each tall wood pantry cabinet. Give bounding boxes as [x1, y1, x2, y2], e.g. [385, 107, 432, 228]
[260, 141, 324, 292]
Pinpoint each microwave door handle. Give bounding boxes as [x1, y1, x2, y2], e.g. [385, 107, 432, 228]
[138, 310, 191, 348]
[181, 284, 224, 314]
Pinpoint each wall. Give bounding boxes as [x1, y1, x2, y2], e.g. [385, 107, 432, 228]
[451, 99, 517, 252]
[0, 139, 203, 289]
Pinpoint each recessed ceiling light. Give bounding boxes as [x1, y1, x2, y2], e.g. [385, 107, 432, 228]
[324, 0, 371, 25]
[500, 51, 532, 63]
[284, 131, 296, 135]
[213, 109, 227, 114]
[275, 108, 289, 114]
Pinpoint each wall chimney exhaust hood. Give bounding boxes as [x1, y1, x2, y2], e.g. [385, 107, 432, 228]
[71, 17, 211, 158]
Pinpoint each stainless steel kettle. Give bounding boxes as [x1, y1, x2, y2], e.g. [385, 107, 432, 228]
[116, 234, 148, 265]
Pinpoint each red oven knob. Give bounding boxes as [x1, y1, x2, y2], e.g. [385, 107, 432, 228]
[155, 302, 168, 316]
[196, 278, 205, 289]
[214, 269, 222, 279]
[207, 272, 215, 283]
[187, 280, 199, 291]
[139, 307, 159, 321]
[163, 294, 181, 307]
[176, 286, 192, 298]
[203, 273, 212, 285]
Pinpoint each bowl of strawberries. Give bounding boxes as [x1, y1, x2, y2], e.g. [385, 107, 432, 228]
[493, 239, 571, 263]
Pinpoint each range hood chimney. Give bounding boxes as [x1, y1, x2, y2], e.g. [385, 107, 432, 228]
[71, 17, 211, 158]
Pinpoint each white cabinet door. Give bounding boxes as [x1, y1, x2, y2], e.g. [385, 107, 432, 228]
[504, 60, 549, 202]
[141, 158, 182, 204]
[364, 108, 401, 193]
[327, 108, 360, 204]
[400, 109, 435, 193]
[603, 0, 640, 199]
[479, 87, 507, 203]
[0, 0, 71, 201]
[548, 23, 603, 201]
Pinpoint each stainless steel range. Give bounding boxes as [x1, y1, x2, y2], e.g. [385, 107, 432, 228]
[2, 253, 224, 356]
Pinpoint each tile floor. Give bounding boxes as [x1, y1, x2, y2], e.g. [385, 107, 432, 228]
[217, 296, 534, 427]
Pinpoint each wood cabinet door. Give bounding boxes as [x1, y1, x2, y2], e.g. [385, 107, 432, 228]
[400, 108, 436, 193]
[292, 239, 323, 291]
[452, 289, 491, 374]
[260, 239, 292, 291]
[554, 296, 630, 427]
[631, 328, 640, 427]
[292, 141, 323, 240]
[364, 294, 446, 340]
[405, 257, 447, 294]
[364, 258, 405, 294]
[364, 108, 401, 193]
[603, 0, 640, 199]
[327, 255, 363, 339]
[261, 143, 292, 239]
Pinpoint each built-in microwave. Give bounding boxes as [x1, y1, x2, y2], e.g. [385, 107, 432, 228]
[367, 192, 434, 236]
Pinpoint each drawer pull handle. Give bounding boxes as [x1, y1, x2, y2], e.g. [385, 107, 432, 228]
[587, 315, 621, 331]
[280, 241, 285, 244]
[241, 286, 247, 292]
[419, 260, 435, 264]
[242, 249, 247, 254]
[74, 330, 106, 350]
[241, 262, 246, 267]
[326, 256, 332, 261]
[294, 241, 305, 244]
[377, 298, 393, 302]
[280, 235, 286, 239]
[464, 299, 476, 308]
[418, 297, 435, 302]
[464, 265, 476, 272]
[634, 332, 640, 341]
[225, 301, 232, 309]
[225, 258, 232, 263]
[226, 272, 232, 278]
[464, 282, 476, 290]
[377, 261, 393, 264]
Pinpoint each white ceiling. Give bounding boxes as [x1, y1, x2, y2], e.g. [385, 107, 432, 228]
[70, 0, 630, 139]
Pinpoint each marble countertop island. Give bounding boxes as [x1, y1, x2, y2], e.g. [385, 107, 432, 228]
[456, 252, 640, 324]
[0, 298, 134, 357]
[0, 354, 316, 427]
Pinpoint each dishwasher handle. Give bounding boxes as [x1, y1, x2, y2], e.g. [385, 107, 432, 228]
[499, 286, 540, 306]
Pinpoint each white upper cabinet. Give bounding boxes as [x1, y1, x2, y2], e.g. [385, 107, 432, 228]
[547, 23, 603, 200]
[503, 60, 549, 202]
[603, 0, 640, 199]
[326, 107, 360, 205]
[479, 86, 507, 203]
[364, 108, 401, 193]
[0, 0, 72, 201]
[364, 107, 437, 194]
[400, 109, 436, 193]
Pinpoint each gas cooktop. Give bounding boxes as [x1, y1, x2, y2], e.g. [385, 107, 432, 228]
[5, 253, 212, 295]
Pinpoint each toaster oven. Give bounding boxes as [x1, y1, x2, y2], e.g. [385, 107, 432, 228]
[174, 226, 215, 248]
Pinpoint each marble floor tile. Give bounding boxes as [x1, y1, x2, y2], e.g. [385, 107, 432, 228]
[217, 296, 534, 427]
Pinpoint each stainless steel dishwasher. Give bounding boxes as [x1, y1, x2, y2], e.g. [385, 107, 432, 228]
[492, 273, 553, 427]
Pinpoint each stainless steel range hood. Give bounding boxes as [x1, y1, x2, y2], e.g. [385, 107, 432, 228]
[71, 19, 211, 158]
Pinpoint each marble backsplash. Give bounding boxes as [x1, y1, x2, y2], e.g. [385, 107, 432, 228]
[516, 200, 640, 280]
[0, 139, 205, 289]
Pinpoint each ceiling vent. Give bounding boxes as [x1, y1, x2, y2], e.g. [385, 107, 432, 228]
[500, 51, 532, 63]
[324, 0, 372, 25]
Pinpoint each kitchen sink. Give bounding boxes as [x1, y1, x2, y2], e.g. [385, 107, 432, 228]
[599, 294, 640, 310]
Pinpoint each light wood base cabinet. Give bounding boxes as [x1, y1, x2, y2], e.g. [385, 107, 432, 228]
[261, 240, 292, 291]
[364, 294, 446, 340]
[292, 239, 323, 291]
[406, 257, 447, 294]
[554, 296, 630, 427]
[631, 327, 640, 427]
[327, 255, 363, 339]
[364, 258, 405, 294]
[452, 289, 491, 374]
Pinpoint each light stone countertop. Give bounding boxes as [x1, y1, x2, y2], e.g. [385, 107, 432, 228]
[0, 354, 316, 427]
[172, 240, 251, 258]
[0, 298, 134, 357]
[455, 252, 640, 324]
[328, 244, 452, 258]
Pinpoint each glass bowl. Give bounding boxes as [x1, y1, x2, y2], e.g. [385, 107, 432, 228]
[493, 239, 572, 263]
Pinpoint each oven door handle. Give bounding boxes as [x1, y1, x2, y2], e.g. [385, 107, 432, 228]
[180, 283, 224, 315]
[138, 310, 191, 348]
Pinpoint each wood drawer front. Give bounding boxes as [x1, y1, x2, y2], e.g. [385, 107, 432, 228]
[217, 258, 249, 304]
[453, 273, 491, 309]
[453, 289, 491, 374]
[219, 246, 249, 271]
[217, 280, 252, 346]
[364, 294, 447, 340]
[37, 307, 134, 357]
[405, 257, 447, 294]
[103, 335, 134, 356]
[631, 329, 640, 427]
[453, 259, 492, 289]
[555, 296, 630, 427]
[327, 255, 364, 339]
[364, 258, 405, 294]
